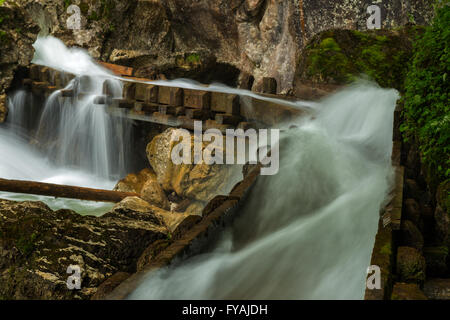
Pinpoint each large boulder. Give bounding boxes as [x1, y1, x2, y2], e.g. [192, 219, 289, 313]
[146, 128, 241, 202]
[396, 246, 426, 285]
[114, 169, 169, 210]
[400, 220, 424, 252]
[0, 198, 168, 300]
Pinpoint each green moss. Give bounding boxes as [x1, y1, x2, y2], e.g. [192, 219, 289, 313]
[307, 37, 354, 83]
[88, 11, 99, 21]
[186, 53, 201, 64]
[79, 2, 89, 15]
[16, 232, 39, 256]
[380, 243, 392, 255]
[298, 26, 422, 91]
[423, 246, 449, 257]
[0, 30, 7, 43]
[64, 0, 71, 10]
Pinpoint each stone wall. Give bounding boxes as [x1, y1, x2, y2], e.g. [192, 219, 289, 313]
[365, 100, 450, 300]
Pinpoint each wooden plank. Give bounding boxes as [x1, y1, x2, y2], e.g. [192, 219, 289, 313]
[98, 61, 134, 77]
[0, 178, 139, 203]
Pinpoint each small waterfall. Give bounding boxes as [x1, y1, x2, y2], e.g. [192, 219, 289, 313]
[35, 75, 131, 179]
[0, 36, 134, 215]
[129, 82, 398, 300]
[6, 90, 33, 135]
[27, 36, 132, 180]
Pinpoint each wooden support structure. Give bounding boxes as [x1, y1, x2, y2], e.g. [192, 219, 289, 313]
[0, 178, 139, 203]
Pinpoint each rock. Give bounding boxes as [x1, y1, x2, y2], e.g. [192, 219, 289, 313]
[183, 201, 205, 216]
[405, 179, 422, 202]
[423, 247, 448, 277]
[109, 197, 186, 234]
[295, 27, 425, 92]
[0, 198, 167, 300]
[146, 128, 241, 202]
[391, 283, 427, 300]
[423, 279, 450, 300]
[404, 199, 422, 229]
[436, 181, 450, 214]
[400, 220, 424, 252]
[4, 1, 434, 95]
[113, 168, 155, 194]
[114, 169, 169, 210]
[141, 178, 170, 210]
[396, 246, 426, 285]
[0, 2, 39, 123]
[90, 272, 130, 300]
[435, 205, 450, 247]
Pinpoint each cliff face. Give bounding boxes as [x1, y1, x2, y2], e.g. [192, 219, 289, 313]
[4, 0, 435, 95]
[101, 0, 436, 93]
[0, 2, 39, 123]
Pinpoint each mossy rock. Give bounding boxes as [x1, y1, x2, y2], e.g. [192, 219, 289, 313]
[423, 246, 448, 277]
[296, 26, 425, 92]
[396, 246, 426, 285]
[391, 282, 427, 300]
[436, 181, 450, 215]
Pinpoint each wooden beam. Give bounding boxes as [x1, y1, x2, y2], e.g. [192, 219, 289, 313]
[0, 178, 139, 203]
[98, 61, 134, 77]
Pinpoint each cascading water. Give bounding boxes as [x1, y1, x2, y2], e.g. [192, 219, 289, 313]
[0, 36, 133, 215]
[128, 82, 399, 300]
[1, 35, 398, 298]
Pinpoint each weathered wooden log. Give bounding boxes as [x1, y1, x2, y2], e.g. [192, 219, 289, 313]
[0, 178, 139, 203]
[98, 61, 134, 77]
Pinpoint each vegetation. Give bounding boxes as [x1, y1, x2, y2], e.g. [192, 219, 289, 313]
[400, 2, 450, 191]
[298, 26, 422, 91]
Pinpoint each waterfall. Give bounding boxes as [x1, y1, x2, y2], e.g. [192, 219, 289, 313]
[128, 82, 398, 299]
[32, 36, 132, 180]
[0, 36, 134, 215]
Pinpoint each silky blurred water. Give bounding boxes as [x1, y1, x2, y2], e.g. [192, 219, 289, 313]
[129, 82, 398, 300]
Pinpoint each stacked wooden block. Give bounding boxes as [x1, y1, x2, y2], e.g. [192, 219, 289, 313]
[26, 64, 75, 97]
[101, 81, 251, 131]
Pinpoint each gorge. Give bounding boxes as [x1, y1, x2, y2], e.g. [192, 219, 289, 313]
[0, 0, 448, 301]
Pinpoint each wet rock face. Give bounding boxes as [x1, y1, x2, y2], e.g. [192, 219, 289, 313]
[114, 168, 169, 210]
[0, 2, 39, 122]
[146, 128, 241, 202]
[0, 198, 168, 300]
[14, 1, 433, 93]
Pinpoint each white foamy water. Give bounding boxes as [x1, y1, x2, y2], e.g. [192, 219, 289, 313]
[129, 82, 398, 300]
[0, 36, 132, 215]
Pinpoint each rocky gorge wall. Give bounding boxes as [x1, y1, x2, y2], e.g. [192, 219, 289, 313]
[5, 1, 435, 93]
[0, 1, 39, 122]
